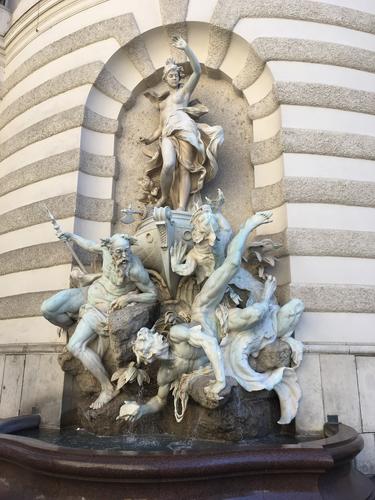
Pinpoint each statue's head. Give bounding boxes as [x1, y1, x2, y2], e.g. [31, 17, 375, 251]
[163, 58, 184, 88]
[133, 327, 169, 365]
[191, 204, 219, 245]
[277, 299, 304, 338]
[101, 233, 137, 268]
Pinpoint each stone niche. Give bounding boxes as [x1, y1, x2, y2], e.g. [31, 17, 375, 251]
[114, 72, 254, 232]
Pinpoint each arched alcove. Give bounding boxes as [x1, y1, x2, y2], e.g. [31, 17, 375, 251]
[79, 22, 283, 233]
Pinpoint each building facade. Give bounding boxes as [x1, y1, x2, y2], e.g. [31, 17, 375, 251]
[0, 0, 374, 474]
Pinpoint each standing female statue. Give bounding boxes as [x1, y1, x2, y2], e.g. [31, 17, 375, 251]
[140, 36, 224, 211]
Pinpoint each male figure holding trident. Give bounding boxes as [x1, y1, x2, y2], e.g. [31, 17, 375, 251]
[118, 211, 273, 422]
[141, 36, 224, 211]
[42, 227, 157, 409]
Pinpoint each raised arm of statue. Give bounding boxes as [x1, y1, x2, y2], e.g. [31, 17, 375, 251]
[172, 35, 201, 96]
[58, 232, 102, 253]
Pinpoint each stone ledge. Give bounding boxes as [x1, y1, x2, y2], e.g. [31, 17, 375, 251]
[277, 283, 375, 313]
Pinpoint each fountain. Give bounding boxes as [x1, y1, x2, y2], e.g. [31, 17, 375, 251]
[0, 35, 374, 500]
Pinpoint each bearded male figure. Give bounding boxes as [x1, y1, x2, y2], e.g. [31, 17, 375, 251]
[42, 232, 157, 409]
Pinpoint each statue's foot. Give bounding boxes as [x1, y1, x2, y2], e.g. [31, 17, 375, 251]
[90, 387, 119, 410]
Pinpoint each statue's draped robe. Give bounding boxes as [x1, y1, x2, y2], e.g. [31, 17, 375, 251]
[144, 95, 224, 210]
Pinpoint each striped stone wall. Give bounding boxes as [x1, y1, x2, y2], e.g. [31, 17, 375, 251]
[0, 0, 374, 472]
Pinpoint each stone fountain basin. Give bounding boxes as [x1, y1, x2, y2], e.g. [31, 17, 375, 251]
[0, 418, 374, 499]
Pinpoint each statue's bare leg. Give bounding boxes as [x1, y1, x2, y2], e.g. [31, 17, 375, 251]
[177, 140, 194, 211]
[41, 288, 86, 328]
[157, 137, 177, 207]
[68, 317, 118, 409]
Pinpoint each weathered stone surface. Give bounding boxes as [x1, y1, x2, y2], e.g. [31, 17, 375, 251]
[253, 38, 375, 74]
[209, 0, 375, 34]
[69, 384, 286, 441]
[0, 150, 80, 197]
[252, 177, 375, 212]
[248, 87, 279, 120]
[109, 302, 159, 367]
[83, 108, 119, 134]
[250, 131, 283, 165]
[95, 67, 131, 104]
[282, 129, 375, 161]
[0, 193, 77, 235]
[207, 0, 375, 68]
[0, 106, 85, 162]
[250, 340, 292, 373]
[232, 48, 264, 90]
[0, 62, 103, 130]
[80, 150, 116, 177]
[0, 242, 72, 277]
[125, 36, 155, 78]
[277, 284, 375, 313]
[1, 14, 140, 99]
[276, 82, 375, 116]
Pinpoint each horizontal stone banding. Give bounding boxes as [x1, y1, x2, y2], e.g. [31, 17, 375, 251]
[0, 106, 85, 162]
[207, 1, 375, 68]
[276, 82, 375, 116]
[0, 150, 80, 197]
[0, 193, 114, 236]
[210, 0, 375, 34]
[0, 291, 60, 320]
[0, 150, 116, 198]
[252, 38, 375, 74]
[0, 106, 119, 162]
[0, 292, 48, 318]
[1, 14, 139, 100]
[277, 284, 375, 313]
[252, 129, 375, 165]
[0, 242, 72, 276]
[255, 228, 375, 260]
[252, 178, 375, 211]
[0, 62, 104, 131]
[282, 129, 375, 161]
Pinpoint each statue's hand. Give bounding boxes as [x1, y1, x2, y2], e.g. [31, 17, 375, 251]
[139, 136, 150, 145]
[204, 380, 226, 402]
[58, 231, 73, 241]
[170, 241, 188, 270]
[110, 296, 129, 311]
[263, 275, 277, 301]
[171, 35, 187, 50]
[116, 401, 143, 422]
[251, 210, 273, 228]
